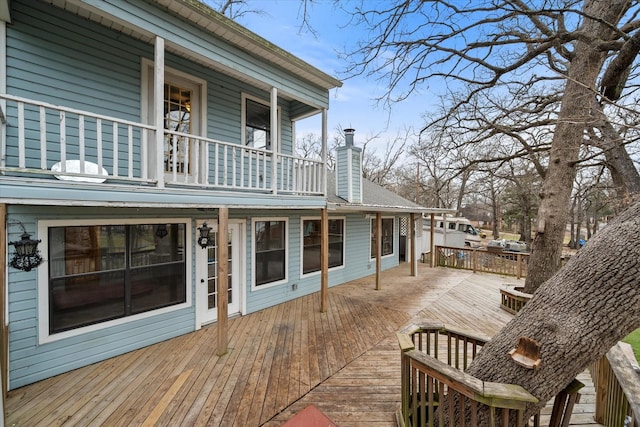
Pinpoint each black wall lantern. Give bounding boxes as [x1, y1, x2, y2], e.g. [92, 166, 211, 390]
[9, 223, 43, 272]
[197, 222, 213, 248]
[155, 224, 169, 239]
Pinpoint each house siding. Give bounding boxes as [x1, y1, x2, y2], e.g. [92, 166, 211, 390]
[6, 205, 401, 388]
[6, 0, 296, 156]
[6, 206, 197, 389]
[87, 0, 330, 109]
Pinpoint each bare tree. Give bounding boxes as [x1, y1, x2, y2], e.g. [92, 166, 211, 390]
[340, 0, 640, 419]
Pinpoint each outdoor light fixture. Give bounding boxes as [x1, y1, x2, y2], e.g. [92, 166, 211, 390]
[197, 222, 213, 248]
[9, 223, 43, 272]
[155, 224, 169, 239]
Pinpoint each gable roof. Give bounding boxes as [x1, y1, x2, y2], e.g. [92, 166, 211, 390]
[326, 172, 455, 215]
[165, 0, 343, 91]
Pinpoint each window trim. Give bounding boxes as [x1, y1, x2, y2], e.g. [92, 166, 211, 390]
[299, 216, 346, 278]
[251, 217, 289, 290]
[241, 93, 281, 151]
[370, 216, 396, 260]
[37, 218, 192, 345]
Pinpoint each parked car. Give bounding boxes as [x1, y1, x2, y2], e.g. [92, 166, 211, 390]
[487, 239, 528, 253]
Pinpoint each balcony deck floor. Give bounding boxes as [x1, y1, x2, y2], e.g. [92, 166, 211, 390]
[5, 265, 602, 426]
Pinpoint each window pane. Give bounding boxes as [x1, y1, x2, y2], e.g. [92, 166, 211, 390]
[164, 82, 192, 173]
[245, 99, 270, 149]
[255, 220, 286, 285]
[130, 262, 186, 314]
[371, 218, 394, 258]
[49, 225, 125, 277]
[303, 219, 343, 274]
[48, 223, 186, 334]
[130, 224, 185, 267]
[50, 271, 126, 333]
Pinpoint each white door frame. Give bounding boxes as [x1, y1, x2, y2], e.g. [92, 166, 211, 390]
[195, 219, 245, 328]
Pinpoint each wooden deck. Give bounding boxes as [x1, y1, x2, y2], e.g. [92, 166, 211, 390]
[5, 265, 602, 426]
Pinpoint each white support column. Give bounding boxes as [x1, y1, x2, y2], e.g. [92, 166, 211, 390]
[0, 22, 6, 171]
[154, 36, 165, 188]
[321, 108, 327, 196]
[270, 87, 278, 194]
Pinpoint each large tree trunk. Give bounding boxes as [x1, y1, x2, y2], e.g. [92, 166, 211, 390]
[524, 0, 629, 293]
[467, 196, 640, 419]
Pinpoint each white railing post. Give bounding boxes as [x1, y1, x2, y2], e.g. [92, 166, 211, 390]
[270, 87, 278, 195]
[322, 108, 328, 196]
[154, 36, 165, 188]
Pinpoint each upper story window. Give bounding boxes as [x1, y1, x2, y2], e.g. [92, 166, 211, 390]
[370, 217, 395, 259]
[245, 99, 270, 149]
[164, 82, 193, 174]
[242, 95, 281, 151]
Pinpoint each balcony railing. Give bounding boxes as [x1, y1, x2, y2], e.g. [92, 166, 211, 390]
[591, 342, 640, 427]
[0, 93, 324, 196]
[397, 322, 588, 427]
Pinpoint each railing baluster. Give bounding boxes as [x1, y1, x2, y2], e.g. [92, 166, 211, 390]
[40, 106, 47, 170]
[112, 122, 119, 177]
[223, 145, 228, 187]
[127, 124, 133, 178]
[97, 119, 103, 173]
[240, 146, 245, 188]
[60, 111, 66, 169]
[140, 125, 146, 179]
[193, 138, 200, 184]
[183, 137, 190, 182]
[17, 102, 25, 169]
[79, 116, 85, 173]
[232, 146, 237, 187]
[214, 143, 219, 186]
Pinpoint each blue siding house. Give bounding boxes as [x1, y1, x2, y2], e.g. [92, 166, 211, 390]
[0, 0, 449, 391]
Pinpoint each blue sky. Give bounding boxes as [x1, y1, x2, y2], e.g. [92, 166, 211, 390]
[227, 0, 433, 151]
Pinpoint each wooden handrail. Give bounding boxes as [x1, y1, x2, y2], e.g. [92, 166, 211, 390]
[436, 245, 530, 278]
[397, 324, 539, 427]
[592, 342, 640, 427]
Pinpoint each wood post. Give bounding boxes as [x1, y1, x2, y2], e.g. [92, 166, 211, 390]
[0, 203, 7, 400]
[375, 212, 382, 290]
[429, 213, 435, 267]
[217, 207, 229, 356]
[320, 208, 328, 313]
[409, 213, 416, 276]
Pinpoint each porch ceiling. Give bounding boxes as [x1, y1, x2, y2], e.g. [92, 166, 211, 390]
[43, 0, 341, 105]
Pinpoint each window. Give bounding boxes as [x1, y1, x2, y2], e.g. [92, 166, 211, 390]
[245, 98, 270, 149]
[164, 82, 193, 173]
[254, 220, 287, 286]
[370, 217, 395, 258]
[48, 223, 186, 334]
[302, 218, 344, 274]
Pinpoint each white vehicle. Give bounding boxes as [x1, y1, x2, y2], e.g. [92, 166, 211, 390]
[424, 215, 485, 248]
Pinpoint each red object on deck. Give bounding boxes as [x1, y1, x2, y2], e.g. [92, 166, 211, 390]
[281, 404, 339, 427]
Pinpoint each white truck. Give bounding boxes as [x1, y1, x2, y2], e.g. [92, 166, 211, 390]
[421, 215, 485, 250]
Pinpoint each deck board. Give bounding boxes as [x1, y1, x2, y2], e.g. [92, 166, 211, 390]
[5, 265, 602, 426]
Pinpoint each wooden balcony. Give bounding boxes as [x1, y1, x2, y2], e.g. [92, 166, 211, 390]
[5, 266, 604, 426]
[0, 93, 324, 197]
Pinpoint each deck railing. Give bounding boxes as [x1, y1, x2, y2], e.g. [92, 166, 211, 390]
[397, 322, 538, 427]
[436, 245, 529, 278]
[591, 342, 640, 427]
[0, 93, 324, 196]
